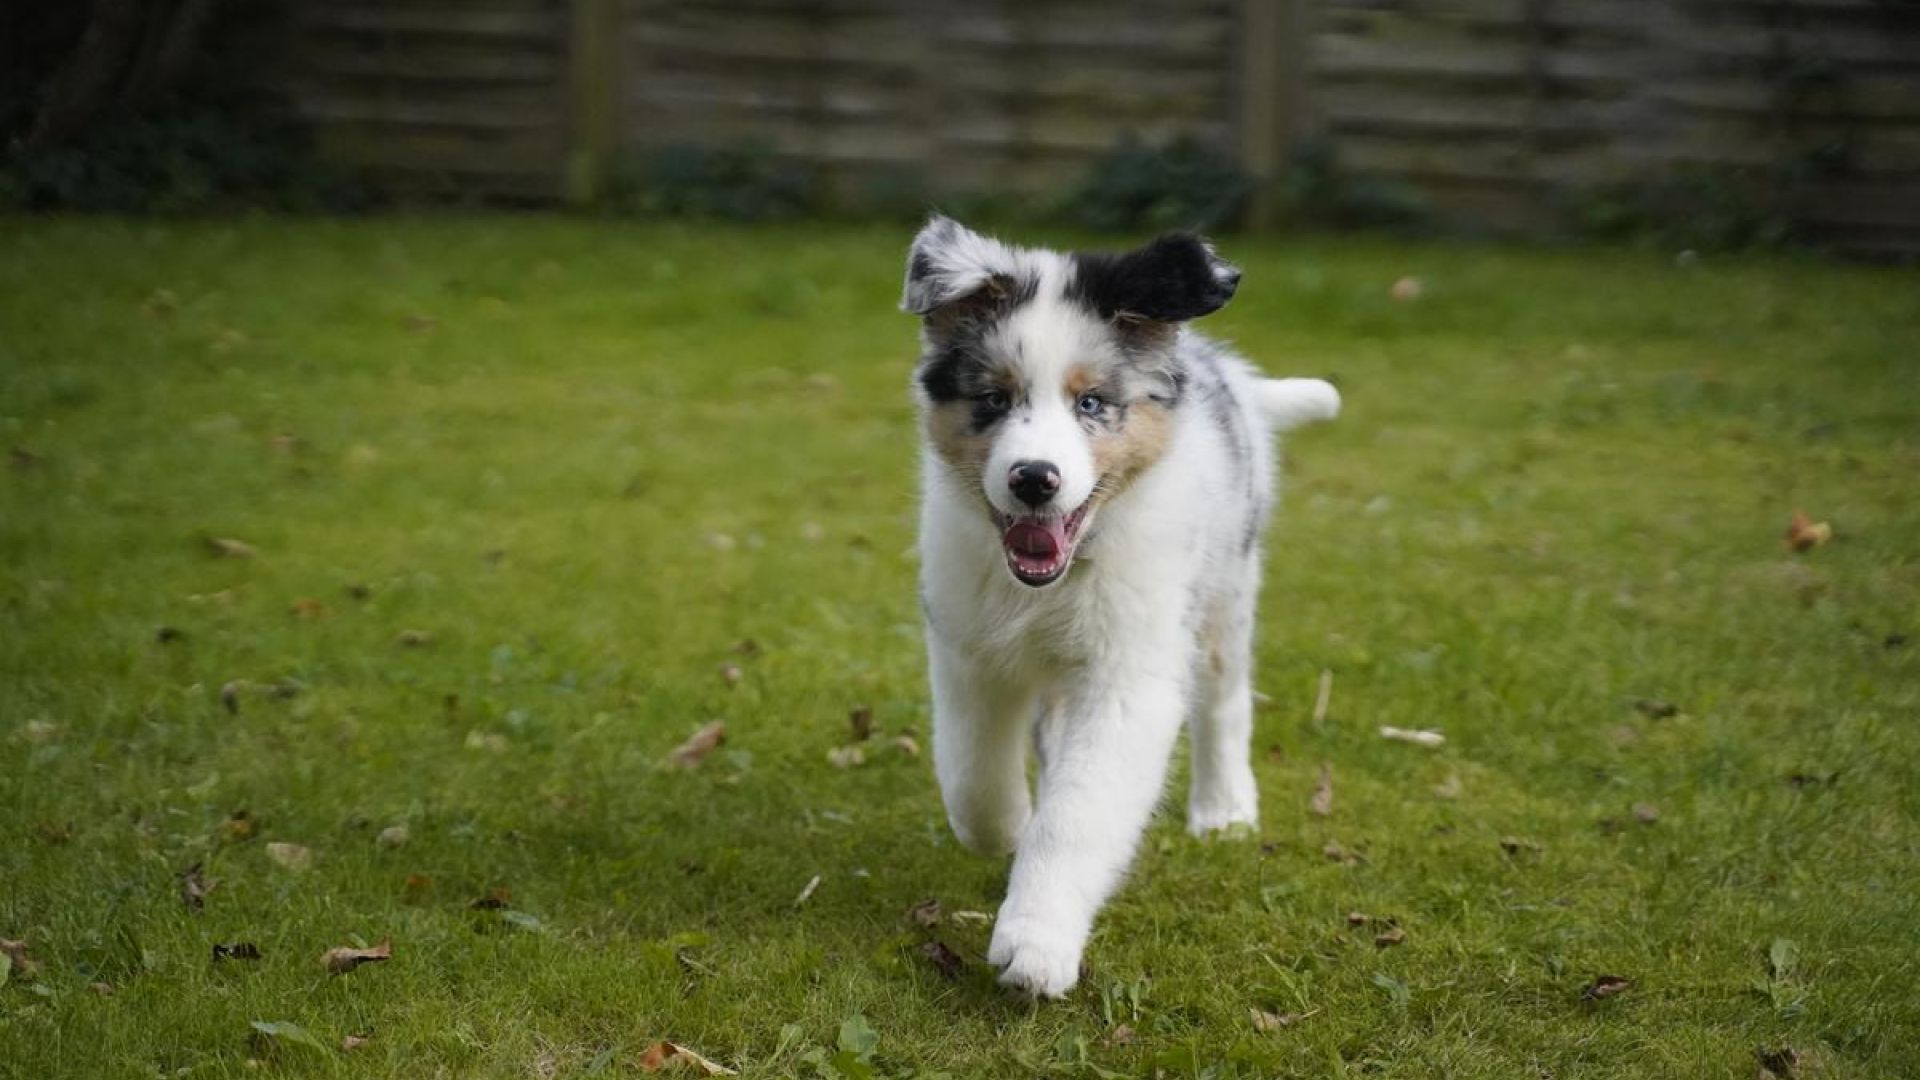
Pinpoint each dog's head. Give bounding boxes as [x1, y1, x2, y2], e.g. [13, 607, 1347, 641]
[903, 215, 1239, 587]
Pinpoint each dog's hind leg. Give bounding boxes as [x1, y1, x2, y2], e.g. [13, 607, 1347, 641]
[929, 637, 1034, 857]
[1187, 584, 1261, 836]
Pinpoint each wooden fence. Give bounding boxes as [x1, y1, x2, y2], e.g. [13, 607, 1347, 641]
[263, 0, 1920, 253]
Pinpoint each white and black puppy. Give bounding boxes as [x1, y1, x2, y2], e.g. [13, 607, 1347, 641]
[903, 216, 1339, 997]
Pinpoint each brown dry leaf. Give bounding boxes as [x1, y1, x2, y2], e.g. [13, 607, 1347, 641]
[89, 981, 116, 995]
[218, 809, 255, 843]
[376, 824, 410, 848]
[1106, 1024, 1136, 1047]
[395, 629, 433, 647]
[1783, 511, 1833, 553]
[849, 705, 874, 741]
[402, 313, 439, 333]
[919, 940, 965, 981]
[402, 873, 433, 899]
[290, 597, 329, 620]
[205, 536, 256, 560]
[1250, 1008, 1315, 1032]
[342, 1034, 373, 1052]
[1390, 276, 1424, 302]
[1346, 910, 1370, 926]
[0, 938, 40, 979]
[1310, 763, 1334, 817]
[470, 887, 511, 910]
[665, 721, 726, 768]
[1632, 802, 1661, 824]
[637, 1041, 736, 1076]
[180, 862, 213, 910]
[1322, 840, 1364, 866]
[826, 745, 866, 769]
[1755, 1046, 1805, 1080]
[892, 734, 920, 758]
[465, 730, 508, 752]
[1374, 926, 1406, 948]
[321, 938, 392, 975]
[1500, 836, 1544, 858]
[905, 898, 943, 928]
[718, 663, 742, 686]
[1580, 974, 1633, 1001]
[212, 942, 262, 961]
[1633, 698, 1679, 719]
[265, 842, 313, 872]
[1433, 772, 1464, 799]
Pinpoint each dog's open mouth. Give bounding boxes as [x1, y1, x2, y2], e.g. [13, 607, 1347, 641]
[999, 504, 1091, 587]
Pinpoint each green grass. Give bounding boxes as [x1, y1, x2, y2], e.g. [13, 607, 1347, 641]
[2, 216, 1917, 1079]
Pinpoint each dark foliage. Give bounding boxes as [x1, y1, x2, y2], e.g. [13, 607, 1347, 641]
[1054, 135, 1251, 233]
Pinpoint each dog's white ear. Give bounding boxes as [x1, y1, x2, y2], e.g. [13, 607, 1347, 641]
[1070, 233, 1241, 322]
[902, 215, 1023, 316]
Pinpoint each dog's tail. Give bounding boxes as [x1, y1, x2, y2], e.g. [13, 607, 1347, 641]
[1254, 377, 1341, 432]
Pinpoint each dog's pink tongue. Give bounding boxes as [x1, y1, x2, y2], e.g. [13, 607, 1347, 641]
[1003, 520, 1066, 572]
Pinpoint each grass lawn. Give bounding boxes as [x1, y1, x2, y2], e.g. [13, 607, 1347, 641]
[2, 216, 1917, 1079]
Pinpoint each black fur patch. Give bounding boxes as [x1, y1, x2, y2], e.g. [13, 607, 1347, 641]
[1068, 233, 1240, 322]
[915, 276, 1035, 405]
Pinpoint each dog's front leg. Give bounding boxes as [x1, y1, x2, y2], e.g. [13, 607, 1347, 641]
[988, 670, 1186, 998]
[929, 636, 1034, 857]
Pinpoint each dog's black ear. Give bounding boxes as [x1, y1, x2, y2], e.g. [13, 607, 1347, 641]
[902, 214, 1025, 317]
[1069, 233, 1240, 322]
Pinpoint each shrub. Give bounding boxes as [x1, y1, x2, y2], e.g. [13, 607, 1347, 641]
[1052, 135, 1251, 232]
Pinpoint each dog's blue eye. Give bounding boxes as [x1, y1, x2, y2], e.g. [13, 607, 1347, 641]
[981, 391, 1010, 411]
[1076, 393, 1103, 416]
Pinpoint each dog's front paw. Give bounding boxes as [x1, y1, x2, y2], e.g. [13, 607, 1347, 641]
[987, 914, 1084, 999]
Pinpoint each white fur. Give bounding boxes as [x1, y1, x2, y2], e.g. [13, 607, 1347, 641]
[913, 237, 1337, 998]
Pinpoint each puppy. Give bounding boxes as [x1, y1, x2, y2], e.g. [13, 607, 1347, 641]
[903, 216, 1339, 997]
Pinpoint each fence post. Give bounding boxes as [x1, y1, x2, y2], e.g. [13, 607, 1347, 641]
[566, 0, 618, 205]
[1239, 0, 1312, 230]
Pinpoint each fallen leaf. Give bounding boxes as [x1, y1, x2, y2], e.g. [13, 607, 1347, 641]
[268, 433, 304, 454]
[1633, 698, 1679, 719]
[402, 313, 439, 332]
[376, 824, 410, 848]
[793, 874, 822, 908]
[1374, 926, 1406, 948]
[1322, 839, 1364, 865]
[705, 532, 737, 552]
[0, 938, 40, 980]
[464, 728, 509, 752]
[321, 938, 392, 975]
[1311, 668, 1333, 726]
[213, 942, 263, 961]
[1632, 802, 1660, 824]
[1309, 763, 1334, 817]
[1107, 1024, 1136, 1046]
[220, 681, 242, 715]
[1500, 836, 1544, 858]
[342, 1034, 373, 1052]
[905, 898, 943, 928]
[9, 447, 44, 469]
[89, 981, 115, 995]
[205, 536, 256, 559]
[218, 809, 255, 843]
[1346, 910, 1370, 926]
[470, 887, 511, 910]
[265, 842, 313, 871]
[892, 734, 920, 758]
[1390, 276, 1423, 302]
[919, 940, 964, 981]
[949, 910, 992, 926]
[665, 721, 726, 768]
[180, 862, 213, 909]
[32, 821, 71, 844]
[826, 745, 866, 769]
[395, 629, 433, 647]
[1250, 1008, 1314, 1031]
[638, 1041, 736, 1075]
[403, 873, 433, 898]
[1379, 725, 1445, 747]
[1755, 1046, 1802, 1079]
[1433, 773, 1463, 799]
[718, 662, 742, 686]
[290, 598, 329, 620]
[849, 705, 874, 741]
[799, 521, 827, 542]
[1580, 974, 1633, 1001]
[1783, 511, 1833, 553]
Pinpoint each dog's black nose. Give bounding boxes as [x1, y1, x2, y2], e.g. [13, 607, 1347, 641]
[1009, 460, 1061, 507]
